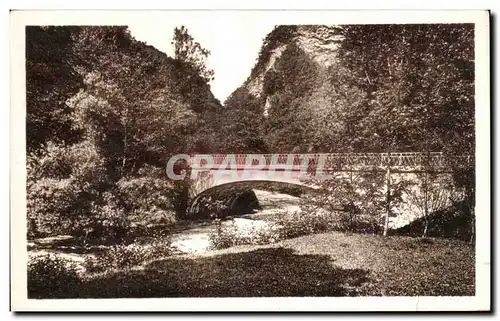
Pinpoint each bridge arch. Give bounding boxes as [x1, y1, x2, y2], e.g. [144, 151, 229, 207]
[187, 179, 315, 217]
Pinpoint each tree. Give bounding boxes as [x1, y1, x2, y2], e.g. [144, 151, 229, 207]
[27, 26, 226, 238]
[70, 26, 200, 179]
[26, 26, 83, 153]
[69, 26, 223, 222]
[403, 173, 455, 237]
[302, 64, 369, 153]
[262, 43, 319, 152]
[336, 24, 474, 235]
[337, 24, 474, 153]
[171, 26, 214, 83]
[219, 87, 267, 153]
[301, 169, 387, 234]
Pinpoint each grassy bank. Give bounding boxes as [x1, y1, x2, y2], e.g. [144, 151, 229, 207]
[29, 231, 474, 298]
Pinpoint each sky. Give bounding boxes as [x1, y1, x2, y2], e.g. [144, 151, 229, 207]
[128, 14, 275, 103]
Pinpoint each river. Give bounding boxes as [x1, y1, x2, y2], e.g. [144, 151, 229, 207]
[27, 189, 302, 265]
[170, 189, 300, 253]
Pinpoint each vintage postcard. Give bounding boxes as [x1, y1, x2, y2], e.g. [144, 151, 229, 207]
[10, 10, 490, 312]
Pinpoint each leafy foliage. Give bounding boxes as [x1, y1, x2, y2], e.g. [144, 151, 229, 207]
[274, 210, 339, 239]
[224, 24, 475, 237]
[26, 26, 84, 153]
[251, 25, 298, 78]
[28, 254, 81, 298]
[83, 238, 173, 273]
[299, 171, 389, 231]
[117, 177, 176, 223]
[209, 219, 279, 250]
[172, 26, 215, 83]
[336, 24, 474, 153]
[237, 24, 474, 155]
[27, 141, 109, 239]
[263, 43, 319, 152]
[218, 87, 267, 153]
[26, 26, 225, 239]
[26, 24, 476, 243]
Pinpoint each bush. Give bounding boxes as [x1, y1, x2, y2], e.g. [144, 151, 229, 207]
[208, 219, 280, 250]
[117, 175, 178, 226]
[297, 173, 386, 235]
[27, 178, 129, 242]
[83, 237, 173, 273]
[28, 254, 81, 298]
[208, 208, 381, 251]
[26, 141, 108, 238]
[208, 221, 236, 249]
[81, 192, 131, 244]
[27, 178, 75, 237]
[275, 210, 338, 239]
[258, 182, 305, 197]
[26, 143, 183, 242]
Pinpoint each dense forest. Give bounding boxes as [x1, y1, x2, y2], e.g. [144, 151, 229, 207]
[26, 26, 225, 240]
[26, 25, 475, 242]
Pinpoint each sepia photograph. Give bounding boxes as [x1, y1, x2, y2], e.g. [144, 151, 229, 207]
[9, 9, 490, 312]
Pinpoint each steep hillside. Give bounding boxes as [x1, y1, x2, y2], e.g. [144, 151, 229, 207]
[246, 25, 342, 100]
[26, 26, 226, 237]
[238, 25, 346, 153]
[228, 24, 474, 155]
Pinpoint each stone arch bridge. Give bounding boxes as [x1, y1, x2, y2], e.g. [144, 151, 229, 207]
[184, 152, 471, 216]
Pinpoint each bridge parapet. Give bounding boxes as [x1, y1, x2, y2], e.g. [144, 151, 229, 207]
[188, 152, 472, 171]
[185, 152, 472, 217]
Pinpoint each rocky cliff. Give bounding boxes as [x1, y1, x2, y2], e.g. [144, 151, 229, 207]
[231, 25, 347, 153]
[246, 25, 342, 97]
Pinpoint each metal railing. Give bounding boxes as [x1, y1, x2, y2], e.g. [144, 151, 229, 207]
[189, 152, 472, 169]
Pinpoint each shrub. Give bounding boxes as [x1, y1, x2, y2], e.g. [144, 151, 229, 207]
[276, 207, 381, 239]
[117, 175, 178, 226]
[208, 208, 380, 251]
[82, 192, 131, 244]
[258, 182, 305, 197]
[28, 254, 81, 298]
[275, 210, 338, 239]
[26, 177, 128, 242]
[27, 178, 75, 237]
[83, 237, 173, 273]
[26, 141, 107, 238]
[208, 219, 280, 250]
[208, 220, 236, 249]
[297, 172, 386, 235]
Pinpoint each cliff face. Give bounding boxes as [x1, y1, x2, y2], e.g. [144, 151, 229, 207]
[226, 23, 474, 156]
[246, 25, 343, 100]
[234, 25, 345, 153]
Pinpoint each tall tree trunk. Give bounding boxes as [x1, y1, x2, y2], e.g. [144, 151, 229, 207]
[121, 117, 128, 177]
[422, 217, 429, 238]
[422, 169, 429, 238]
[421, 150, 431, 238]
[469, 203, 475, 244]
[383, 165, 391, 236]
